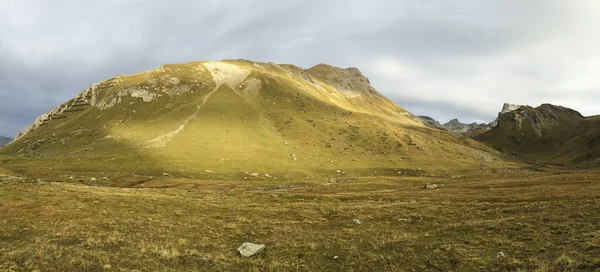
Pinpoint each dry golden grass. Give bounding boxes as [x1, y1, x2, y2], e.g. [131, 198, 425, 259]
[1, 166, 599, 271]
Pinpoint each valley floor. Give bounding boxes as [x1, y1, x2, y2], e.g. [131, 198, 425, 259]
[1, 168, 599, 271]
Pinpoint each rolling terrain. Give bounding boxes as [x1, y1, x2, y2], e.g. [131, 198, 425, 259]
[1, 165, 599, 271]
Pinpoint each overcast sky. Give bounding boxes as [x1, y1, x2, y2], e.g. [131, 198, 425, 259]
[1, 1, 599, 137]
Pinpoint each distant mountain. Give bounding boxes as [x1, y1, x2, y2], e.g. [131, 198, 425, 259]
[476, 103, 600, 165]
[0, 136, 13, 148]
[443, 119, 488, 134]
[416, 117, 490, 134]
[417, 116, 443, 128]
[418, 103, 525, 136]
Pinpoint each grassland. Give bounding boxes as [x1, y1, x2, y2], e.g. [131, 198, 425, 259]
[1, 165, 599, 271]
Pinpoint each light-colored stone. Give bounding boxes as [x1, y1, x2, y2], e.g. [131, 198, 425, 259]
[237, 243, 265, 257]
[250, 173, 260, 177]
[424, 183, 439, 190]
[352, 219, 362, 225]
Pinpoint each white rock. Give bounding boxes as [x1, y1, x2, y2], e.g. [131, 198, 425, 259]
[352, 219, 362, 225]
[90, 177, 97, 182]
[250, 173, 260, 177]
[424, 183, 439, 190]
[162, 173, 169, 176]
[237, 243, 265, 257]
[496, 251, 506, 258]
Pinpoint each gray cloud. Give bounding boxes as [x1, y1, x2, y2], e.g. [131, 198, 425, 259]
[1, 0, 599, 136]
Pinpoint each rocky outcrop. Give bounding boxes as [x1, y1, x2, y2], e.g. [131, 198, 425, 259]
[306, 64, 377, 98]
[418, 116, 443, 128]
[500, 103, 523, 115]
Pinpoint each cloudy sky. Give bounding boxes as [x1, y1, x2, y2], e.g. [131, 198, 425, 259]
[1, 0, 599, 136]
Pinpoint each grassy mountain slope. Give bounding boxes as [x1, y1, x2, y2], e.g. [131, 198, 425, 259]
[0, 60, 508, 182]
[553, 115, 600, 164]
[476, 104, 600, 164]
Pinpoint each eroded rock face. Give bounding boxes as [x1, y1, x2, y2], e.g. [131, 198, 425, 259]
[500, 103, 524, 115]
[306, 64, 376, 97]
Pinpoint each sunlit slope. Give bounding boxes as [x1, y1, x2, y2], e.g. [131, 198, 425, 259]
[0, 60, 506, 178]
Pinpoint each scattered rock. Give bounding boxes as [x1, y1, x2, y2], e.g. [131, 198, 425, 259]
[336, 170, 342, 173]
[265, 174, 271, 178]
[424, 183, 439, 190]
[237, 242, 266, 257]
[250, 173, 260, 177]
[90, 177, 97, 182]
[102, 177, 109, 181]
[352, 219, 362, 225]
[291, 153, 297, 161]
[397, 218, 410, 222]
[497, 251, 506, 258]
[205, 170, 216, 173]
[162, 173, 169, 176]
[333, 255, 339, 259]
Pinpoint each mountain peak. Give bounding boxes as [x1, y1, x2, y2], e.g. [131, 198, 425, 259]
[500, 103, 524, 115]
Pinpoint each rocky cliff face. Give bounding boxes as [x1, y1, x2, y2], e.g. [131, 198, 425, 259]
[417, 116, 443, 128]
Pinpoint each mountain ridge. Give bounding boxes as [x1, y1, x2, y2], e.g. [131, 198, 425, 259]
[476, 103, 599, 165]
[0, 59, 505, 182]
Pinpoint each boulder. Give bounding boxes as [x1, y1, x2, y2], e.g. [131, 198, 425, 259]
[237, 242, 266, 257]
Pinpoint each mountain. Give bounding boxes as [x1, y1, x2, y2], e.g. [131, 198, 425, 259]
[416, 116, 488, 134]
[417, 116, 443, 128]
[443, 119, 488, 134]
[0, 136, 12, 147]
[0, 60, 504, 181]
[476, 103, 600, 164]
[418, 103, 525, 136]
